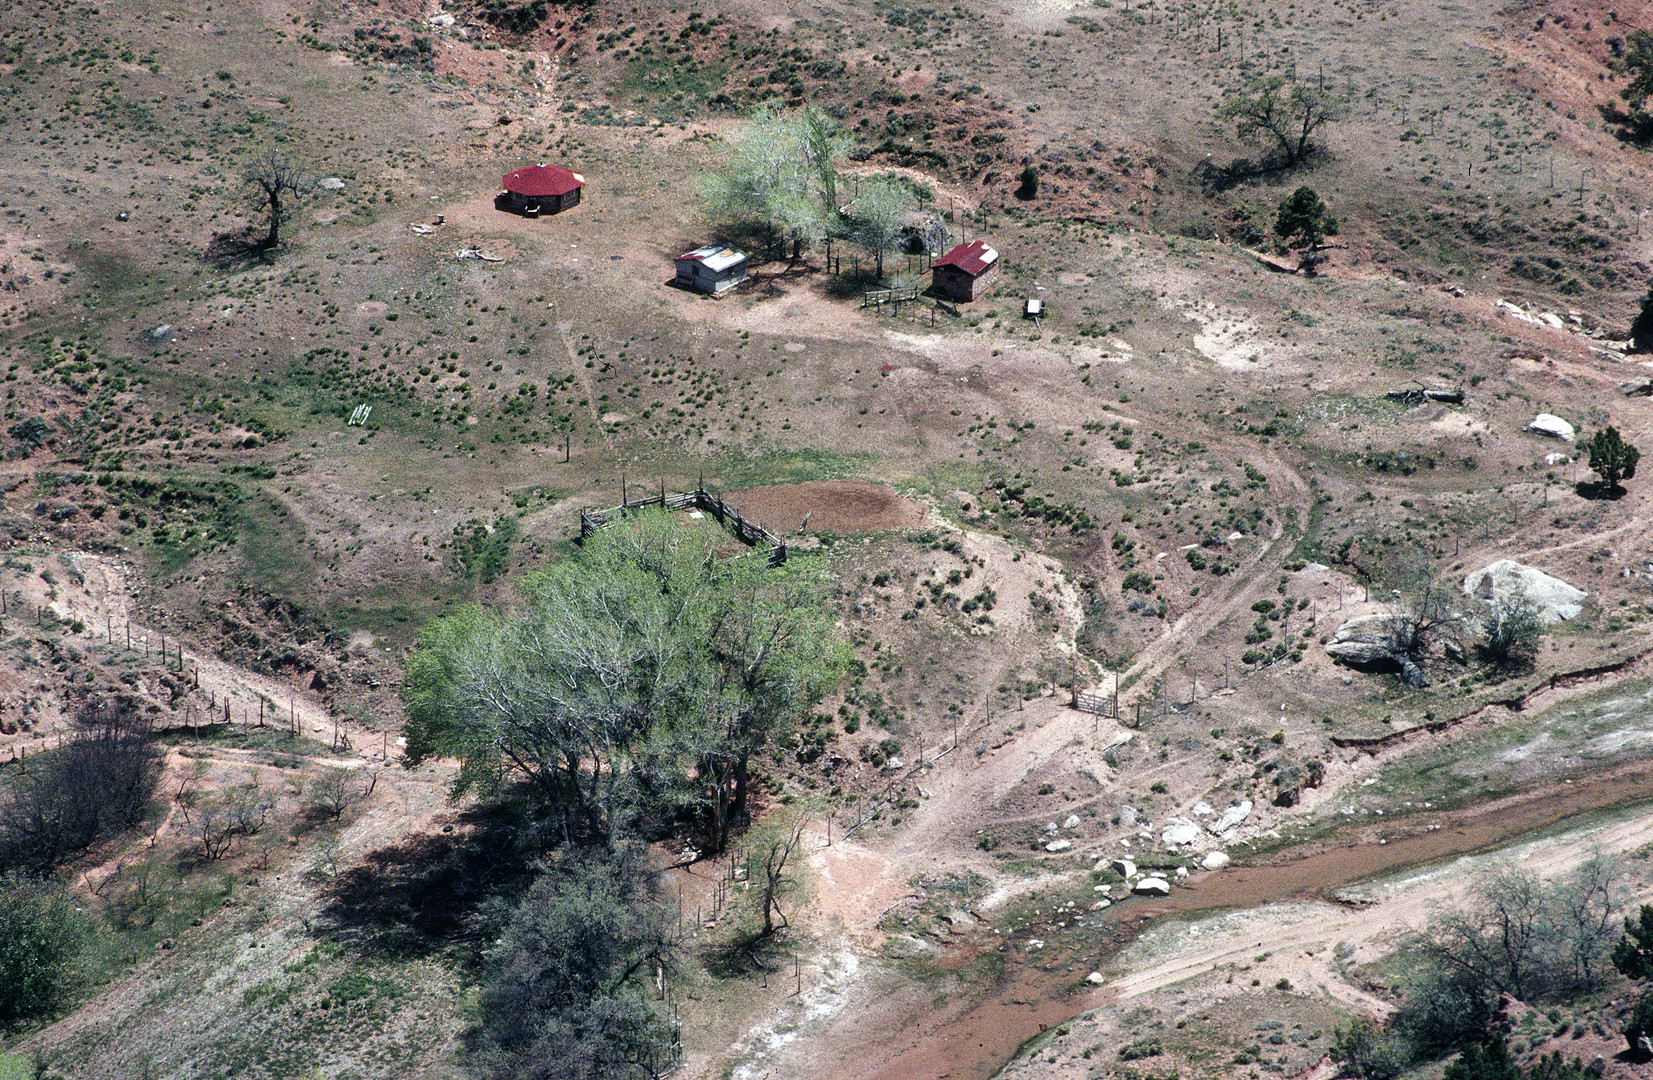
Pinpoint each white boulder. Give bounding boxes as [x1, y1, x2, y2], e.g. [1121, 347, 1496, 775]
[1212, 800, 1252, 834]
[1063, 814, 1082, 830]
[1133, 876, 1172, 896]
[1527, 413, 1575, 441]
[1463, 560, 1586, 623]
[1161, 821, 1201, 847]
[1086, 971, 1106, 984]
[1201, 851, 1230, 870]
[1111, 858, 1137, 878]
[1045, 839, 1073, 852]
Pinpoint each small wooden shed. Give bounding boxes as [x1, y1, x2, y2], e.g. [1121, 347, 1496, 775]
[930, 240, 999, 302]
[674, 244, 749, 295]
[498, 164, 585, 217]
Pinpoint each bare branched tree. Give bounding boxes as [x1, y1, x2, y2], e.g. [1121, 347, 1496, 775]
[744, 809, 808, 938]
[244, 150, 312, 251]
[1219, 77, 1340, 166]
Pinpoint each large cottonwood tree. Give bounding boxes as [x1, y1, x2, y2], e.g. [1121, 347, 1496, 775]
[698, 105, 851, 262]
[402, 511, 842, 851]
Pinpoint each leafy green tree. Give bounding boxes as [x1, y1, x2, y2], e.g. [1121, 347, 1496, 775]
[1441, 1038, 1520, 1080]
[699, 105, 850, 262]
[844, 177, 913, 281]
[1585, 425, 1640, 493]
[403, 511, 842, 851]
[1219, 77, 1339, 165]
[1275, 187, 1338, 250]
[1330, 1016, 1407, 1080]
[1618, 31, 1653, 141]
[1614, 904, 1653, 980]
[1615, 904, 1653, 1056]
[1017, 164, 1039, 199]
[1626, 994, 1653, 1059]
[475, 846, 677, 1080]
[0, 873, 91, 1030]
[1388, 966, 1496, 1061]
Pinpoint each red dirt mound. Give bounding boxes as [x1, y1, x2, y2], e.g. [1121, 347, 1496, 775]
[721, 480, 925, 534]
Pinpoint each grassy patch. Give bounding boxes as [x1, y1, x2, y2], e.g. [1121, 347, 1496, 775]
[615, 56, 728, 116]
[236, 494, 318, 597]
[710, 447, 878, 488]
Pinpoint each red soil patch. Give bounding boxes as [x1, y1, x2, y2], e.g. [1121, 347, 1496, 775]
[721, 480, 925, 534]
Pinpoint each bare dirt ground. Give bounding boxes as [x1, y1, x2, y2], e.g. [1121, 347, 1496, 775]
[722, 480, 928, 535]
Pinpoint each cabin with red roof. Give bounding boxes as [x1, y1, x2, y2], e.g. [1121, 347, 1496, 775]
[929, 240, 999, 302]
[497, 164, 585, 218]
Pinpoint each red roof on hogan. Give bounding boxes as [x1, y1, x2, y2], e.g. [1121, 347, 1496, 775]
[931, 240, 998, 277]
[502, 164, 586, 198]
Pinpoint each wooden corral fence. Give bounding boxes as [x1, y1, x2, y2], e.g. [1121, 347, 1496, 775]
[1071, 687, 1117, 718]
[861, 283, 921, 309]
[579, 483, 788, 566]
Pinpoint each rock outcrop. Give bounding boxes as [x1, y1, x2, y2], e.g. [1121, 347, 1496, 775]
[1325, 614, 1429, 687]
[1463, 560, 1586, 623]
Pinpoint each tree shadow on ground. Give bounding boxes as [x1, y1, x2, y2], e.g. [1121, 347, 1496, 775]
[204, 228, 277, 270]
[1597, 102, 1653, 146]
[318, 797, 539, 962]
[1573, 480, 1625, 501]
[1196, 147, 1325, 194]
[700, 928, 791, 980]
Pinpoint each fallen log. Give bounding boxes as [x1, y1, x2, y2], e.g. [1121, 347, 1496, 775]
[1385, 387, 1464, 405]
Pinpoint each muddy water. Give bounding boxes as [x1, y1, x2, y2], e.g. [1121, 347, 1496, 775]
[862, 761, 1653, 1080]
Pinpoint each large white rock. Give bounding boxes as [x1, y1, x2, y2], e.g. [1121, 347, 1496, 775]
[1045, 839, 1073, 852]
[1086, 971, 1107, 984]
[1324, 613, 1409, 665]
[1063, 814, 1082, 830]
[1212, 800, 1252, 834]
[1463, 560, 1586, 623]
[1111, 857, 1137, 878]
[1201, 851, 1230, 870]
[1161, 822, 1201, 847]
[1527, 413, 1575, 441]
[1134, 876, 1172, 896]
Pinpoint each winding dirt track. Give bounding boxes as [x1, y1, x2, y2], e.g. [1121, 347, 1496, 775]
[1117, 452, 1313, 695]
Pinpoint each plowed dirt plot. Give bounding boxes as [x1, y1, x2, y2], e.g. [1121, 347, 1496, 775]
[722, 481, 926, 534]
